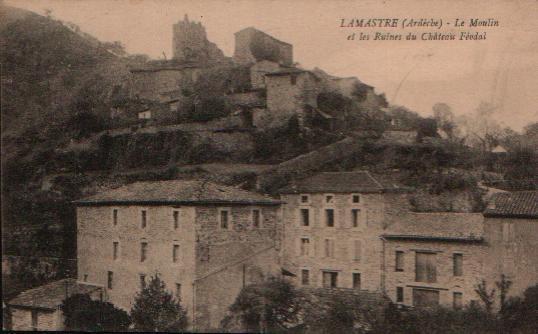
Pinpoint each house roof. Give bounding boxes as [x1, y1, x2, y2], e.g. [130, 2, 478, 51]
[7, 279, 102, 311]
[74, 180, 282, 206]
[279, 171, 409, 194]
[382, 213, 484, 242]
[484, 191, 538, 218]
[264, 68, 307, 76]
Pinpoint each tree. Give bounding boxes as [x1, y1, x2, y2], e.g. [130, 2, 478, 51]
[475, 279, 496, 313]
[303, 292, 383, 334]
[496, 274, 513, 312]
[432, 103, 456, 139]
[61, 293, 131, 331]
[130, 275, 188, 332]
[222, 277, 302, 332]
[500, 284, 538, 334]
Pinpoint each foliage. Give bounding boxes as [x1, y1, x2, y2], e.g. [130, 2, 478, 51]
[504, 146, 538, 181]
[61, 293, 131, 331]
[500, 284, 538, 334]
[433, 103, 456, 139]
[302, 292, 383, 334]
[130, 275, 188, 332]
[222, 277, 303, 332]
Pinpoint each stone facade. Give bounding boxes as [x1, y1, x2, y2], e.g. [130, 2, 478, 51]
[10, 307, 62, 331]
[129, 66, 201, 101]
[482, 217, 538, 307]
[233, 27, 293, 66]
[77, 201, 281, 331]
[280, 191, 409, 292]
[249, 60, 282, 89]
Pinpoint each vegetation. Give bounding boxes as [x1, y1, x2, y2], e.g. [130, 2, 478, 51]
[61, 294, 131, 331]
[130, 275, 188, 332]
[222, 278, 303, 332]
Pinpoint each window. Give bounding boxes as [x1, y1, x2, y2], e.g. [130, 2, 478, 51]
[351, 209, 360, 227]
[107, 271, 113, 289]
[353, 240, 362, 262]
[413, 288, 440, 308]
[395, 251, 404, 271]
[113, 241, 119, 260]
[324, 239, 334, 258]
[301, 269, 310, 285]
[397, 287, 404, 303]
[300, 195, 309, 203]
[83, 274, 88, 282]
[300, 209, 310, 226]
[352, 273, 361, 290]
[113, 209, 118, 226]
[176, 283, 182, 300]
[453, 253, 463, 276]
[31, 309, 38, 330]
[453, 292, 463, 310]
[140, 242, 148, 262]
[300, 237, 310, 256]
[140, 274, 146, 289]
[220, 209, 229, 229]
[290, 75, 297, 85]
[173, 210, 180, 229]
[415, 252, 437, 283]
[352, 194, 360, 203]
[252, 209, 261, 228]
[173, 244, 180, 263]
[322, 271, 338, 288]
[141, 210, 147, 228]
[325, 209, 334, 227]
[325, 195, 334, 204]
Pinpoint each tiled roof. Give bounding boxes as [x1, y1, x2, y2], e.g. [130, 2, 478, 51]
[74, 180, 282, 206]
[8, 279, 102, 310]
[484, 191, 538, 218]
[279, 171, 408, 194]
[383, 213, 484, 242]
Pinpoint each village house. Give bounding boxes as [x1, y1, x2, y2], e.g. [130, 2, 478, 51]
[279, 171, 411, 293]
[7, 279, 104, 331]
[381, 213, 485, 309]
[482, 191, 538, 309]
[233, 27, 293, 66]
[73, 180, 282, 331]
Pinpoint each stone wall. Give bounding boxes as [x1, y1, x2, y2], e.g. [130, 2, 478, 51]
[233, 28, 293, 66]
[129, 67, 200, 101]
[482, 217, 538, 307]
[250, 60, 281, 89]
[383, 239, 486, 308]
[10, 307, 62, 331]
[280, 193, 394, 292]
[192, 204, 281, 330]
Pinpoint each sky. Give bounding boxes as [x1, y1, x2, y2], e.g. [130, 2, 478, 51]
[5, 0, 538, 131]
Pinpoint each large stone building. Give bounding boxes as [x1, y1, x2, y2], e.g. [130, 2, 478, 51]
[381, 213, 485, 308]
[279, 171, 411, 292]
[73, 180, 282, 331]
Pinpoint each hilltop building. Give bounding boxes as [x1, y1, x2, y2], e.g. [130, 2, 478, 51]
[233, 27, 293, 66]
[172, 14, 226, 63]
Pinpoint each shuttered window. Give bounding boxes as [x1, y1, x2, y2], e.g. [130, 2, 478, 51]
[395, 251, 404, 271]
[322, 271, 338, 288]
[300, 209, 310, 226]
[415, 252, 437, 283]
[453, 253, 463, 276]
[353, 240, 362, 262]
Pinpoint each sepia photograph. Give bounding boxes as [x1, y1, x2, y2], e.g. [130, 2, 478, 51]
[1, 0, 537, 332]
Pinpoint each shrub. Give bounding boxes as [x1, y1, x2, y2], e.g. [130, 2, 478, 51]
[61, 293, 131, 331]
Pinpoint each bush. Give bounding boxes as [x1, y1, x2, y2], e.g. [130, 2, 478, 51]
[61, 293, 131, 331]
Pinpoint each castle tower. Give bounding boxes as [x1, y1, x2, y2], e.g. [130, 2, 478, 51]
[172, 15, 225, 63]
